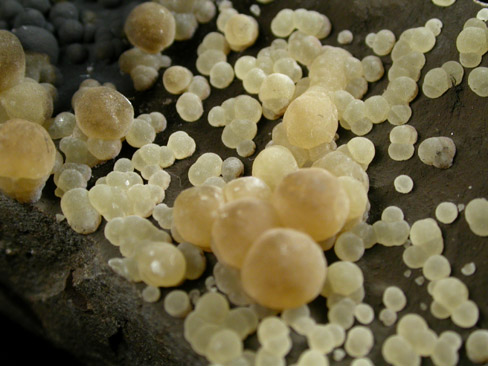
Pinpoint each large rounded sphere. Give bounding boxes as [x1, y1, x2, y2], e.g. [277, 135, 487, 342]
[272, 168, 350, 241]
[124, 2, 176, 54]
[241, 228, 327, 310]
[74, 86, 134, 140]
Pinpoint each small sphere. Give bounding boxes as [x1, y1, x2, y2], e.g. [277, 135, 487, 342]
[465, 198, 488, 236]
[164, 290, 191, 318]
[394, 175, 414, 194]
[468, 67, 488, 97]
[137, 242, 186, 287]
[176, 92, 203, 122]
[466, 329, 488, 363]
[241, 228, 327, 310]
[124, 2, 176, 54]
[251, 145, 298, 190]
[74, 86, 134, 140]
[435, 202, 458, 224]
[163, 66, 193, 94]
[209, 61, 234, 89]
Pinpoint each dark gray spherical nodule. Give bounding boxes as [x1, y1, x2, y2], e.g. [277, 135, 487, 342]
[49, 2, 78, 22]
[83, 23, 96, 43]
[94, 40, 114, 61]
[98, 0, 122, 9]
[20, 0, 51, 14]
[66, 43, 88, 64]
[0, 0, 24, 20]
[12, 25, 59, 63]
[13, 8, 46, 28]
[58, 19, 84, 45]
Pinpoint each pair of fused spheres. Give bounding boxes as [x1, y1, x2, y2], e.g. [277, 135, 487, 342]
[124, 2, 176, 54]
[74, 86, 134, 142]
[0, 119, 56, 202]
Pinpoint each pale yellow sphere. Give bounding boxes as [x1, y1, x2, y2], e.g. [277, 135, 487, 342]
[137, 242, 186, 287]
[241, 228, 327, 309]
[173, 185, 225, 250]
[212, 198, 281, 269]
[283, 89, 338, 149]
[272, 168, 350, 241]
[74, 87, 134, 140]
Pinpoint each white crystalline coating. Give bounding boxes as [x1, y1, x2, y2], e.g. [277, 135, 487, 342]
[435, 202, 458, 224]
[167, 131, 196, 159]
[418, 137, 456, 169]
[425, 18, 443, 36]
[422, 255, 451, 281]
[394, 175, 414, 194]
[465, 198, 488, 236]
[468, 67, 488, 97]
[466, 329, 488, 363]
[344, 326, 374, 358]
[461, 262, 476, 276]
[382, 286, 407, 312]
[379, 308, 397, 327]
[338, 30, 354, 45]
[354, 303, 375, 324]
